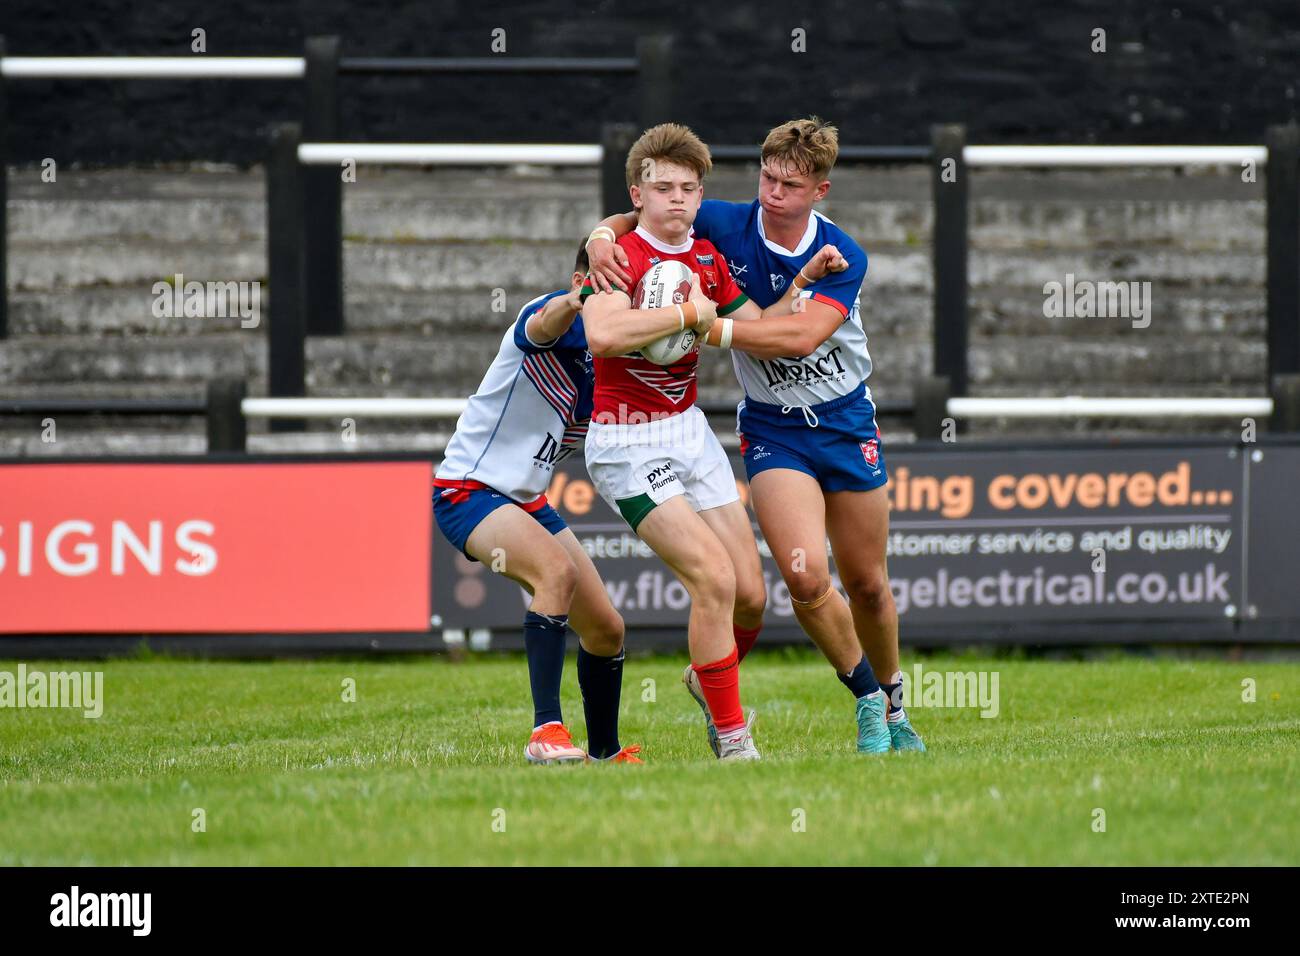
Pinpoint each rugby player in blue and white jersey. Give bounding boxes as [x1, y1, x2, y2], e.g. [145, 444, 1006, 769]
[586, 118, 925, 755]
[434, 242, 640, 765]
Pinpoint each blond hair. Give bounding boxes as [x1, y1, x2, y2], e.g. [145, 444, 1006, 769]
[625, 123, 713, 187]
[761, 117, 839, 180]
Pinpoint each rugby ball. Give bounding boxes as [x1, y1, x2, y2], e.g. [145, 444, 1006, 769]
[632, 259, 698, 366]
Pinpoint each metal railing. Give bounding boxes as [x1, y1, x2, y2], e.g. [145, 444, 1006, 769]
[946, 396, 1275, 419]
[207, 382, 915, 451]
[0, 56, 305, 78]
[925, 124, 1300, 425]
[5, 381, 1295, 453]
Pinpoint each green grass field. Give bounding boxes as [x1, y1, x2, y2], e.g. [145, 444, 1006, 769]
[0, 649, 1296, 866]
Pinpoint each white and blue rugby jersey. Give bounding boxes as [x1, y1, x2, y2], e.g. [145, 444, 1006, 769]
[435, 291, 593, 502]
[691, 199, 874, 408]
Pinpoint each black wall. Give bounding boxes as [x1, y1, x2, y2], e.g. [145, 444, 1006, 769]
[4, 0, 1300, 165]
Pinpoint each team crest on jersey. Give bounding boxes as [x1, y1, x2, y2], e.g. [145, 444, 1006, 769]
[729, 260, 749, 288]
[770, 273, 786, 292]
[695, 253, 714, 265]
[627, 367, 696, 404]
[860, 439, 879, 467]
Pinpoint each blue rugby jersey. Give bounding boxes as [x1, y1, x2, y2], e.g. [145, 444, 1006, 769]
[435, 291, 593, 502]
[691, 198, 874, 408]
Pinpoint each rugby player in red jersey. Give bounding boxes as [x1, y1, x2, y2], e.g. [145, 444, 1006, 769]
[579, 123, 855, 759]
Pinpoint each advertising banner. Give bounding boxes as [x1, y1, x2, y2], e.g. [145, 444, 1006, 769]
[0, 462, 432, 633]
[1244, 445, 1300, 622]
[434, 445, 1245, 630]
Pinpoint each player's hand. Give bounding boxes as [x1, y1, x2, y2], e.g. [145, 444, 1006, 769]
[588, 237, 633, 294]
[804, 243, 849, 281]
[687, 273, 718, 336]
[563, 288, 584, 313]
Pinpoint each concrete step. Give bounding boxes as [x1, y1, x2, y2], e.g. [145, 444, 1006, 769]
[7, 241, 263, 291]
[8, 164, 1262, 204]
[340, 239, 585, 292]
[6, 228, 1262, 300]
[820, 199, 1265, 252]
[0, 431, 208, 457]
[4, 283, 1265, 343]
[967, 200, 1264, 252]
[342, 195, 600, 244]
[8, 287, 267, 337]
[11, 192, 1261, 254]
[8, 165, 1264, 296]
[970, 336, 1265, 387]
[0, 335, 263, 384]
[0, 329, 1265, 394]
[965, 287, 1264, 337]
[331, 243, 1262, 294]
[8, 198, 264, 244]
[0, 381, 204, 401]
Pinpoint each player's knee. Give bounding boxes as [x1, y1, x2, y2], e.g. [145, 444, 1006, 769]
[683, 554, 735, 612]
[701, 569, 737, 613]
[844, 569, 892, 613]
[584, 611, 625, 656]
[734, 574, 767, 621]
[536, 556, 579, 605]
[787, 571, 834, 606]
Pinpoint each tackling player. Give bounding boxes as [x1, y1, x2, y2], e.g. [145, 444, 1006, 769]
[434, 242, 640, 765]
[578, 122, 866, 760]
[585, 118, 922, 755]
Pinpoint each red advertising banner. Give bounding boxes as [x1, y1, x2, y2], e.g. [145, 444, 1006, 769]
[0, 462, 432, 633]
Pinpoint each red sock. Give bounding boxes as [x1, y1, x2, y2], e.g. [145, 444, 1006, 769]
[693, 647, 744, 733]
[733, 623, 761, 663]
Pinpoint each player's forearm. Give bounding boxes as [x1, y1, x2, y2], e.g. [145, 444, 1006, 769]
[532, 295, 580, 341]
[758, 280, 803, 319]
[704, 281, 822, 357]
[593, 211, 638, 241]
[585, 305, 694, 357]
[723, 315, 821, 360]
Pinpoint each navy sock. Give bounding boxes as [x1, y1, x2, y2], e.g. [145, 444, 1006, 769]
[523, 610, 568, 727]
[838, 654, 881, 700]
[881, 676, 904, 714]
[577, 644, 624, 759]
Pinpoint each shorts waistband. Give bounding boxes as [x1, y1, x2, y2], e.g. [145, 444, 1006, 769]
[433, 477, 489, 491]
[433, 477, 548, 511]
[740, 381, 868, 419]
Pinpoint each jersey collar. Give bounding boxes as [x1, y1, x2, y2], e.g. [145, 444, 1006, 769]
[634, 223, 695, 255]
[757, 204, 820, 257]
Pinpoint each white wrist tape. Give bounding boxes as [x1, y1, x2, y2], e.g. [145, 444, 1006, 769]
[585, 226, 616, 249]
[674, 304, 686, 332]
[718, 318, 734, 349]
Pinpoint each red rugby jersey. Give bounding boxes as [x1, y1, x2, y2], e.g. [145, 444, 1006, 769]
[580, 226, 748, 421]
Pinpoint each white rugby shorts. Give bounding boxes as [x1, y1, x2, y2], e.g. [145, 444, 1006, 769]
[584, 405, 739, 530]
